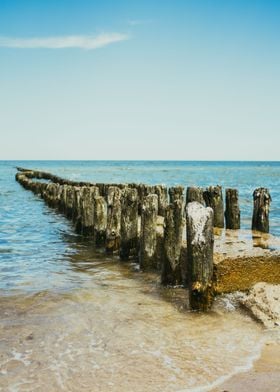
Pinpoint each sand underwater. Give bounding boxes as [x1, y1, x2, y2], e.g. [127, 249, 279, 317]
[0, 161, 280, 391]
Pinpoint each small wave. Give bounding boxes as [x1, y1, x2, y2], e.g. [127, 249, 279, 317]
[178, 341, 263, 392]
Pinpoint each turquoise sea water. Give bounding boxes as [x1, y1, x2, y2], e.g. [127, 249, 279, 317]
[0, 160, 280, 293]
[0, 161, 279, 392]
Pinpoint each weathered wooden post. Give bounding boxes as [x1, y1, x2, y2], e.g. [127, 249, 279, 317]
[252, 188, 271, 233]
[186, 202, 214, 311]
[39, 182, 48, 199]
[120, 187, 139, 260]
[161, 199, 183, 286]
[106, 186, 122, 253]
[29, 179, 36, 193]
[59, 184, 68, 214]
[31, 181, 44, 197]
[225, 188, 240, 229]
[42, 183, 51, 204]
[169, 186, 184, 204]
[55, 184, 64, 211]
[203, 185, 224, 228]
[137, 184, 155, 214]
[79, 186, 89, 234]
[154, 185, 168, 217]
[80, 186, 99, 236]
[93, 196, 107, 247]
[73, 186, 82, 233]
[186, 187, 205, 205]
[139, 194, 158, 270]
[44, 183, 59, 208]
[65, 185, 75, 220]
[96, 183, 106, 197]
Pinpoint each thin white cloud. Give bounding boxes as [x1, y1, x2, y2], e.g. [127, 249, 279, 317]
[0, 33, 129, 50]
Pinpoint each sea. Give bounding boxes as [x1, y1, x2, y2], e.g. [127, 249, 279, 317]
[0, 160, 279, 392]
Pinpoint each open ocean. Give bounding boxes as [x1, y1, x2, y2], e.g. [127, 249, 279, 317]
[0, 160, 279, 392]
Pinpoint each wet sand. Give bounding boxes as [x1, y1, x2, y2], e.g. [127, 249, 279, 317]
[212, 342, 280, 392]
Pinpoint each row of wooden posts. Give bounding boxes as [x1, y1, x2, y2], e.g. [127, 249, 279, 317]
[15, 167, 271, 311]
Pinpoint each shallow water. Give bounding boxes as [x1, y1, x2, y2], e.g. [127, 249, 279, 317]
[0, 261, 265, 392]
[0, 161, 279, 391]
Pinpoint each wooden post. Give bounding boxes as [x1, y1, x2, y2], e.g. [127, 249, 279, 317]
[139, 194, 158, 270]
[93, 196, 107, 247]
[154, 185, 168, 217]
[186, 187, 205, 205]
[65, 185, 75, 220]
[44, 183, 59, 208]
[96, 183, 106, 197]
[73, 186, 82, 233]
[80, 186, 99, 236]
[252, 188, 271, 233]
[39, 183, 48, 199]
[106, 186, 122, 253]
[120, 187, 139, 260]
[31, 181, 45, 197]
[186, 202, 214, 311]
[203, 185, 224, 228]
[137, 184, 155, 214]
[225, 188, 240, 229]
[56, 185, 64, 211]
[169, 186, 184, 204]
[59, 185, 68, 214]
[161, 199, 183, 286]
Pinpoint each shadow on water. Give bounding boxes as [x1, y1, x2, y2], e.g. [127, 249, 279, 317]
[60, 231, 191, 313]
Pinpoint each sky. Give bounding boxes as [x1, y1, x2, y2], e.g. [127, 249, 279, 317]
[0, 0, 279, 160]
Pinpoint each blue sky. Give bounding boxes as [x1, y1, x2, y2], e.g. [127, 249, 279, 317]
[0, 0, 279, 160]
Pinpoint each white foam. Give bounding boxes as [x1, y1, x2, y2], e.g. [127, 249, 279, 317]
[177, 340, 264, 392]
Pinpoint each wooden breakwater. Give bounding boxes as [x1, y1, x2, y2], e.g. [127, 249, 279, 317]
[15, 167, 279, 311]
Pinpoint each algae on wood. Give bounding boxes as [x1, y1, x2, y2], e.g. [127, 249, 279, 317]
[139, 194, 158, 270]
[94, 196, 107, 247]
[225, 188, 240, 230]
[161, 199, 183, 286]
[120, 187, 139, 260]
[203, 185, 224, 228]
[186, 202, 214, 311]
[106, 187, 122, 253]
[252, 188, 271, 233]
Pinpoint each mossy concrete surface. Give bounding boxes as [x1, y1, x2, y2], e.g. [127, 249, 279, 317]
[213, 229, 280, 293]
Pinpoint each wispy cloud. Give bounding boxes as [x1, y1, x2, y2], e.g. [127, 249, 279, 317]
[0, 33, 129, 50]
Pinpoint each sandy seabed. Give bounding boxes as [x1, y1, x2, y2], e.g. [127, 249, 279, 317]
[212, 342, 280, 392]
